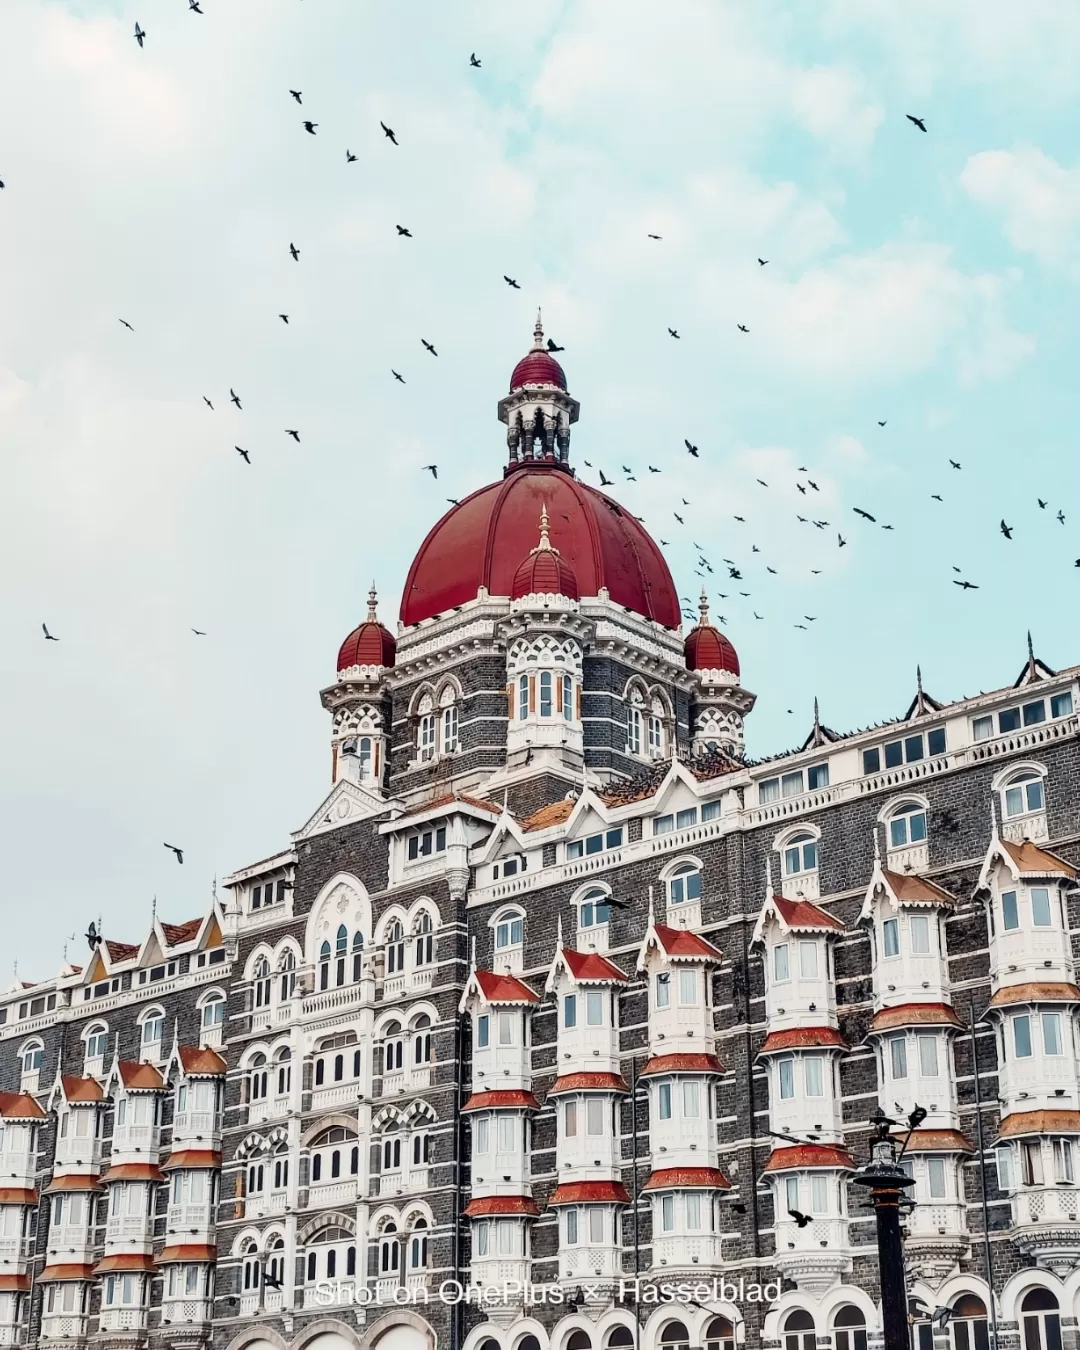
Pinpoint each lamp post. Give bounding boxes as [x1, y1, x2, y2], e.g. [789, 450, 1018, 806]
[852, 1110, 916, 1350]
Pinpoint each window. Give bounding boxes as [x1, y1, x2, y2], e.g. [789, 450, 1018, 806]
[406, 827, 447, 861]
[562, 1101, 577, 1138]
[677, 970, 697, 1005]
[419, 712, 436, 761]
[1002, 770, 1045, 819]
[356, 736, 373, 781]
[1053, 1139, 1075, 1183]
[278, 949, 298, 1001]
[804, 1056, 823, 1096]
[972, 715, 993, 743]
[909, 914, 931, 955]
[84, 1024, 108, 1066]
[1051, 692, 1073, 719]
[810, 1174, 829, 1213]
[494, 908, 524, 949]
[441, 696, 459, 754]
[141, 1012, 164, 1053]
[585, 990, 605, 1026]
[834, 1307, 867, 1350]
[783, 1310, 816, 1350]
[798, 941, 818, 979]
[759, 770, 807, 803]
[950, 1295, 990, 1350]
[409, 1220, 428, 1270]
[648, 709, 665, 757]
[413, 1015, 432, 1065]
[586, 1098, 605, 1134]
[1002, 890, 1019, 930]
[658, 1083, 672, 1119]
[414, 913, 434, 967]
[882, 917, 900, 957]
[774, 944, 790, 981]
[579, 888, 611, 928]
[563, 674, 573, 721]
[248, 1053, 268, 1100]
[518, 675, 528, 721]
[564, 994, 577, 1028]
[1022, 1140, 1044, 1186]
[1043, 1013, 1063, 1057]
[863, 729, 945, 775]
[1020, 1289, 1062, 1350]
[668, 863, 702, 905]
[926, 1157, 947, 1198]
[778, 1058, 795, 1099]
[566, 828, 623, 860]
[889, 801, 927, 849]
[918, 1034, 940, 1076]
[681, 1081, 701, 1118]
[705, 1317, 736, 1350]
[379, 1224, 399, 1274]
[1013, 1014, 1033, 1058]
[476, 1014, 489, 1048]
[661, 1194, 675, 1232]
[385, 921, 405, 974]
[783, 832, 817, 876]
[498, 1011, 516, 1045]
[626, 701, 643, 755]
[1031, 887, 1053, 927]
[540, 672, 553, 718]
[275, 1048, 292, 1095]
[654, 972, 671, 1009]
[889, 1036, 908, 1079]
[996, 1146, 1013, 1194]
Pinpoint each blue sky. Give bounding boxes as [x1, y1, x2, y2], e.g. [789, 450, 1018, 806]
[2, 0, 1080, 971]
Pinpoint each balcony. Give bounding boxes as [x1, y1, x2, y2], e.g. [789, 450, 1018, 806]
[306, 1179, 357, 1210]
[652, 1233, 725, 1274]
[264, 1290, 284, 1314]
[98, 1307, 148, 1334]
[239, 1294, 260, 1317]
[165, 1202, 214, 1236]
[53, 1133, 102, 1171]
[469, 1258, 530, 1291]
[0, 1152, 35, 1191]
[1001, 1053, 1080, 1111]
[780, 872, 820, 902]
[250, 1008, 271, 1033]
[407, 1167, 430, 1193]
[903, 1203, 970, 1284]
[471, 1149, 530, 1196]
[48, 1224, 93, 1261]
[110, 1122, 159, 1157]
[773, 1216, 851, 1293]
[303, 984, 364, 1019]
[311, 1083, 361, 1113]
[160, 1297, 213, 1327]
[41, 1313, 89, 1341]
[559, 1244, 621, 1282]
[992, 926, 1074, 987]
[0, 1326, 25, 1347]
[376, 1171, 404, 1198]
[104, 1215, 152, 1246]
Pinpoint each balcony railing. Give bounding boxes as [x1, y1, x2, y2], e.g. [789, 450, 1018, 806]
[165, 1202, 214, 1234]
[311, 1082, 361, 1112]
[171, 1110, 219, 1147]
[111, 1123, 159, 1156]
[0, 1236, 31, 1264]
[160, 1297, 213, 1326]
[40, 1314, 89, 1341]
[0, 1325, 26, 1346]
[105, 1215, 151, 1243]
[98, 1307, 148, 1333]
[53, 1134, 102, 1169]
[652, 1233, 725, 1272]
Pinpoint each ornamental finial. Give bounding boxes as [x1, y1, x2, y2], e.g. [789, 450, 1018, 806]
[698, 588, 710, 627]
[533, 310, 544, 350]
[538, 504, 551, 550]
[366, 583, 378, 622]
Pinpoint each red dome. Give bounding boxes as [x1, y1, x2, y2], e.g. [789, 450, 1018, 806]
[511, 510, 580, 600]
[510, 350, 566, 391]
[401, 465, 679, 627]
[685, 622, 739, 676]
[336, 587, 396, 672]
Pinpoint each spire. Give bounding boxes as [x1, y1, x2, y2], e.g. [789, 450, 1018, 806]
[765, 856, 773, 896]
[989, 792, 999, 841]
[532, 310, 544, 351]
[1026, 629, 1038, 682]
[809, 697, 823, 748]
[556, 913, 564, 948]
[469, 936, 477, 972]
[647, 885, 656, 927]
[366, 583, 378, 622]
[873, 824, 881, 864]
[698, 588, 710, 627]
[536, 505, 552, 552]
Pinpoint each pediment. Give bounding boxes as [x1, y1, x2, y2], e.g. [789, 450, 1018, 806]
[292, 777, 394, 841]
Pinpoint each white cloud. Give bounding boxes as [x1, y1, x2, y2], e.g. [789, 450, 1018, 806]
[961, 147, 1080, 275]
[790, 66, 884, 158]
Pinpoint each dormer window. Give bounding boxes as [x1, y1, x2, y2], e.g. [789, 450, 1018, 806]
[975, 693, 1074, 741]
[1002, 769, 1044, 820]
[567, 828, 622, 860]
[668, 862, 702, 906]
[494, 908, 524, 951]
[579, 887, 611, 929]
[407, 826, 447, 861]
[862, 728, 946, 775]
[888, 801, 927, 849]
[783, 832, 818, 877]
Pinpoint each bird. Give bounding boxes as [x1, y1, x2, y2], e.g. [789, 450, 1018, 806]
[737, 324, 749, 333]
[733, 515, 745, 522]
[882, 523, 894, 531]
[279, 314, 289, 324]
[134, 22, 145, 47]
[788, 1210, 812, 1228]
[674, 513, 684, 524]
[422, 465, 438, 479]
[1038, 499, 1047, 509]
[235, 446, 250, 464]
[421, 339, 437, 355]
[600, 471, 614, 487]
[756, 478, 768, 487]
[685, 440, 699, 457]
[392, 370, 405, 384]
[263, 1272, 282, 1292]
[794, 623, 807, 630]
[380, 122, 398, 144]
[285, 429, 300, 442]
[0, 179, 4, 189]
[648, 466, 661, 474]
[290, 90, 302, 104]
[503, 276, 520, 289]
[346, 150, 357, 163]
[42, 623, 59, 641]
[1058, 510, 1066, 524]
[396, 225, 412, 237]
[191, 628, 206, 636]
[203, 396, 213, 410]
[446, 498, 459, 506]
[118, 319, 134, 331]
[949, 459, 961, 469]
[188, 0, 202, 11]
[1000, 519, 1013, 539]
[813, 520, 827, 529]
[163, 843, 184, 865]
[838, 533, 847, 547]
[906, 114, 928, 132]
[668, 328, 680, 339]
[953, 579, 979, 590]
[854, 507, 876, 521]
[931, 494, 943, 502]
[757, 258, 768, 266]
[302, 121, 317, 134]
[289, 242, 300, 260]
[230, 388, 242, 409]
[469, 53, 481, 67]
[804, 616, 817, 621]
[647, 233, 662, 240]
[878, 420, 887, 427]
[808, 479, 819, 491]
[754, 612, 763, 620]
[546, 339, 565, 353]
[797, 483, 806, 494]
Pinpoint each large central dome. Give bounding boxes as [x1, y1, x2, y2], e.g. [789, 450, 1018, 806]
[401, 318, 680, 629]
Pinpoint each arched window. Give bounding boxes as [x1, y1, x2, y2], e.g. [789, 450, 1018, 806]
[784, 1311, 816, 1350]
[518, 674, 529, 721]
[950, 1295, 990, 1350]
[248, 1053, 268, 1101]
[140, 1011, 165, 1055]
[334, 925, 348, 987]
[579, 887, 611, 929]
[660, 1323, 691, 1350]
[412, 1130, 431, 1166]
[567, 1334, 593, 1350]
[1020, 1289, 1061, 1350]
[247, 1159, 264, 1195]
[384, 1023, 404, 1074]
[382, 1129, 402, 1170]
[274, 1047, 291, 1097]
[379, 1223, 399, 1273]
[668, 862, 702, 906]
[386, 921, 405, 975]
[346, 1245, 356, 1275]
[563, 673, 573, 721]
[200, 993, 226, 1035]
[783, 831, 818, 877]
[1002, 769, 1045, 820]
[413, 1015, 432, 1065]
[408, 1218, 428, 1269]
[272, 1144, 288, 1191]
[539, 671, 553, 718]
[357, 736, 373, 781]
[19, 1039, 43, 1084]
[278, 950, 297, 1003]
[253, 958, 271, 1008]
[351, 932, 364, 983]
[626, 690, 644, 756]
[440, 685, 459, 753]
[705, 1318, 736, 1350]
[888, 800, 927, 849]
[417, 694, 436, 762]
[415, 913, 434, 967]
[649, 696, 666, 758]
[84, 1023, 109, 1070]
[834, 1307, 867, 1350]
[318, 940, 331, 991]
[240, 1239, 260, 1291]
[266, 1235, 285, 1284]
[606, 1331, 635, 1349]
[494, 907, 524, 951]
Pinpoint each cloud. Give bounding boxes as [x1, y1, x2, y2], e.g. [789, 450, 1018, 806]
[961, 147, 1080, 275]
[790, 66, 884, 158]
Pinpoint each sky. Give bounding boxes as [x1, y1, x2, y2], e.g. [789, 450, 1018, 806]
[3, 0, 1080, 975]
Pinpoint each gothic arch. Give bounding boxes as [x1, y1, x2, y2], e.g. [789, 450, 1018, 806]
[297, 1211, 357, 1244]
[304, 873, 372, 968]
[300, 1113, 360, 1147]
[223, 1327, 290, 1350]
[359, 1311, 436, 1350]
[295, 1319, 365, 1350]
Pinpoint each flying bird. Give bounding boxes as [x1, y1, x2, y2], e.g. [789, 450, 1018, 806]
[878, 420, 887, 427]
[756, 478, 768, 487]
[422, 465, 438, 479]
[737, 324, 749, 333]
[235, 446, 250, 463]
[380, 122, 398, 144]
[600, 471, 613, 487]
[118, 319, 134, 331]
[203, 397, 213, 410]
[838, 533, 847, 547]
[797, 483, 806, 494]
[949, 459, 961, 469]
[191, 628, 206, 636]
[1000, 519, 1013, 539]
[279, 314, 289, 324]
[733, 515, 745, 522]
[230, 388, 242, 409]
[766, 566, 777, 574]
[188, 0, 202, 11]
[302, 121, 318, 134]
[648, 466, 661, 474]
[134, 22, 145, 47]
[906, 114, 928, 132]
[285, 429, 300, 442]
[931, 494, 943, 502]
[346, 150, 357, 163]
[42, 624, 59, 641]
[788, 1210, 812, 1229]
[396, 225, 412, 237]
[757, 258, 768, 266]
[469, 53, 481, 67]
[674, 513, 684, 523]
[668, 328, 680, 339]
[685, 440, 699, 457]
[290, 90, 302, 104]
[1058, 510, 1066, 524]
[163, 843, 184, 865]
[546, 339, 565, 353]
[953, 580, 979, 590]
[392, 370, 405, 383]
[503, 276, 520, 289]
[421, 339, 437, 355]
[808, 479, 819, 491]
[854, 507, 876, 521]
[794, 624, 807, 630]
[1038, 499, 1047, 509]
[289, 242, 300, 260]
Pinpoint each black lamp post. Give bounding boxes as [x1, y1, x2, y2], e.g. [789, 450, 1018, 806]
[852, 1110, 916, 1350]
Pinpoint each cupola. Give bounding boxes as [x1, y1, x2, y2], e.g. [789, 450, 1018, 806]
[684, 591, 740, 675]
[336, 585, 396, 675]
[510, 507, 580, 602]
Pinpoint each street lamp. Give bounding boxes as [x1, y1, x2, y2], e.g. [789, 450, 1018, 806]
[852, 1109, 916, 1350]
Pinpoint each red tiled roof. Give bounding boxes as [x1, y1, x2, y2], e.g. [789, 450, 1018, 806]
[763, 1145, 856, 1173]
[463, 1196, 539, 1217]
[759, 1027, 847, 1054]
[547, 1073, 629, 1096]
[893, 1129, 973, 1154]
[548, 1181, 630, 1206]
[879, 869, 955, 906]
[400, 793, 499, 819]
[473, 970, 539, 1004]
[462, 1091, 541, 1113]
[643, 1167, 731, 1191]
[0, 1189, 36, 1205]
[771, 896, 845, 932]
[0, 1093, 46, 1121]
[0, 1276, 31, 1292]
[43, 1175, 102, 1194]
[61, 1076, 105, 1103]
[100, 1163, 164, 1184]
[559, 949, 628, 983]
[999, 838, 1078, 879]
[519, 800, 576, 832]
[998, 1110, 1080, 1139]
[651, 924, 723, 961]
[640, 1053, 724, 1077]
[161, 918, 203, 947]
[869, 1003, 964, 1032]
[38, 1264, 95, 1283]
[94, 1254, 156, 1274]
[104, 941, 139, 963]
[157, 1245, 217, 1265]
[162, 1150, 221, 1171]
[989, 983, 1080, 1008]
[177, 1047, 227, 1076]
[118, 1062, 166, 1090]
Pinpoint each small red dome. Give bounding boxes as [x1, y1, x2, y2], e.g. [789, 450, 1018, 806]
[510, 349, 566, 392]
[685, 597, 739, 675]
[337, 587, 396, 673]
[511, 509, 580, 600]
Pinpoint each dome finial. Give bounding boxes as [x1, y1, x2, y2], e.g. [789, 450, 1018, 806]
[533, 309, 544, 350]
[366, 582, 378, 622]
[698, 587, 710, 627]
[537, 504, 552, 551]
